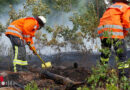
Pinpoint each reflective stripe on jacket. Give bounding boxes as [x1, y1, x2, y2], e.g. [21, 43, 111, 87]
[5, 17, 39, 51]
[97, 2, 130, 39]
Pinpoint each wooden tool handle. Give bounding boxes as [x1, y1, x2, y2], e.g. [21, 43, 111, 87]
[27, 42, 47, 67]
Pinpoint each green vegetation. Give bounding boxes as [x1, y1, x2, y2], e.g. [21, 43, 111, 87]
[77, 32, 130, 89]
[24, 81, 39, 90]
[77, 63, 129, 90]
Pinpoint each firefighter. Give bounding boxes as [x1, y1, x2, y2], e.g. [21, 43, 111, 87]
[5, 16, 46, 72]
[97, 0, 130, 78]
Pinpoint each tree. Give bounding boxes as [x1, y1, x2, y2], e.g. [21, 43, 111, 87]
[0, 0, 21, 13]
[0, 0, 129, 55]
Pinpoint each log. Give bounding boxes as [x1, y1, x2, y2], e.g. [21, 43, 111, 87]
[41, 70, 84, 88]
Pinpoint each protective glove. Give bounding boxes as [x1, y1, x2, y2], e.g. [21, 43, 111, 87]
[33, 50, 37, 55]
[27, 42, 37, 55]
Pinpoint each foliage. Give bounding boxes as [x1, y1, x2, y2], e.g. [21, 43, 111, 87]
[70, 2, 99, 38]
[0, 0, 50, 35]
[93, 0, 106, 18]
[8, 0, 50, 22]
[50, 0, 72, 12]
[43, 0, 79, 12]
[126, 31, 130, 46]
[0, 0, 21, 13]
[78, 36, 130, 89]
[0, 23, 6, 34]
[87, 63, 117, 89]
[77, 62, 129, 89]
[24, 81, 39, 90]
[77, 86, 89, 90]
[45, 2, 99, 52]
[26, 0, 50, 16]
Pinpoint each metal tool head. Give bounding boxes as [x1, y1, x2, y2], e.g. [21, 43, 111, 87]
[42, 62, 52, 68]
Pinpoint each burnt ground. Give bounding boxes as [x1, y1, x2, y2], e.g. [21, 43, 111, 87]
[0, 66, 91, 90]
[0, 51, 130, 90]
[0, 52, 94, 90]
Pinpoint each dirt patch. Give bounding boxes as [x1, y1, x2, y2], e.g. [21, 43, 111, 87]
[48, 66, 91, 82]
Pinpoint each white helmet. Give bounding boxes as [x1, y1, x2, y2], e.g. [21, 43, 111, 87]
[38, 16, 46, 24]
[35, 16, 46, 28]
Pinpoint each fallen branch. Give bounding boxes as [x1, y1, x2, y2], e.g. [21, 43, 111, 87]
[41, 70, 85, 89]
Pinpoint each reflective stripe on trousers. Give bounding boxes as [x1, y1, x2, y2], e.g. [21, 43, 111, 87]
[13, 46, 28, 72]
[118, 62, 129, 69]
[100, 57, 109, 63]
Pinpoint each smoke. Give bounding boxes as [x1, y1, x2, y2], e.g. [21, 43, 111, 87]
[0, 0, 101, 56]
[0, 0, 25, 56]
[0, 0, 24, 25]
[77, 0, 88, 13]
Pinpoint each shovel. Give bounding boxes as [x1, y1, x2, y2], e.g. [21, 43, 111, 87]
[27, 42, 52, 68]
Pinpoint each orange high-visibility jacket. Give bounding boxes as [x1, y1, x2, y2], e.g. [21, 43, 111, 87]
[97, 2, 130, 39]
[5, 17, 39, 51]
[122, 7, 130, 36]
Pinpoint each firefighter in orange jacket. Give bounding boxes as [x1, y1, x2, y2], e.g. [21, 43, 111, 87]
[97, 0, 130, 77]
[5, 16, 46, 72]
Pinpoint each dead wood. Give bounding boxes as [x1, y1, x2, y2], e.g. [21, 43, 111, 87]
[41, 70, 85, 89]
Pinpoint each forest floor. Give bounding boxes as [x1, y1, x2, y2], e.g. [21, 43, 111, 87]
[0, 64, 91, 90]
[0, 50, 130, 90]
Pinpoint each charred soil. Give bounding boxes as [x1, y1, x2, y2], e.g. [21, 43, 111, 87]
[0, 66, 91, 90]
